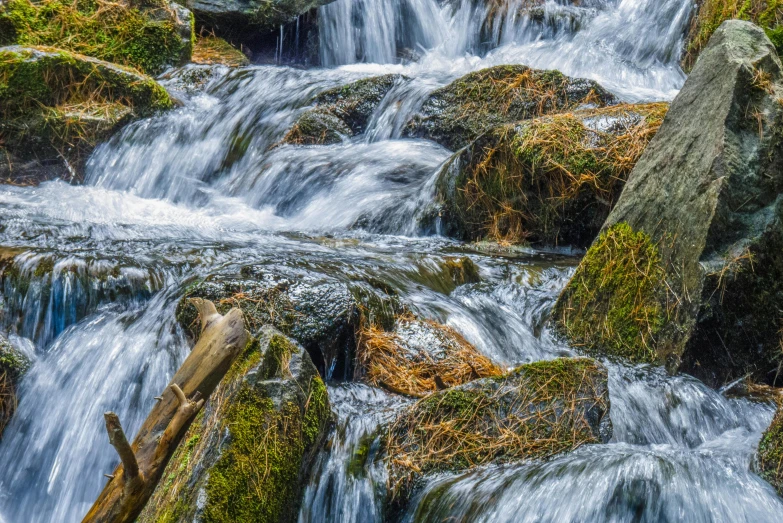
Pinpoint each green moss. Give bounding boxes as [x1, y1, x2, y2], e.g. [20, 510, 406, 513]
[0, 0, 192, 75]
[758, 405, 783, 495]
[302, 375, 329, 447]
[260, 333, 299, 379]
[684, 0, 783, 69]
[347, 431, 376, 477]
[555, 222, 670, 363]
[32, 257, 54, 278]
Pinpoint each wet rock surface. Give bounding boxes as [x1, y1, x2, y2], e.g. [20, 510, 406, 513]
[431, 103, 668, 246]
[403, 64, 615, 151]
[554, 21, 783, 387]
[139, 326, 331, 522]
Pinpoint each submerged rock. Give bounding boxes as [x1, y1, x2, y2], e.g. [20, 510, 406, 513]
[431, 103, 668, 246]
[283, 74, 404, 145]
[758, 404, 783, 496]
[0, 46, 173, 185]
[0, 333, 31, 437]
[177, 267, 358, 380]
[138, 327, 331, 522]
[0, 0, 193, 75]
[554, 21, 783, 387]
[403, 65, 615, 151]
[191, 35, 248, 67]
[385, 357, 610, 510]
[357, 315, 501, 397]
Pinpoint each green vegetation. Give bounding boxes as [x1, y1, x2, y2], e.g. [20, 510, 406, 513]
[554, 222, 671, 363]
[758, 404, 783, 495]
[684, 0, 783, 69]
[0, 335, 30, 437]
[438, 104, 668, 245]
[385, 357, 609, 502]
[0, 0, 193, 75]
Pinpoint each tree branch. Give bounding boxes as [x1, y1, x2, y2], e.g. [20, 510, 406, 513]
[104, 412, 141, 482]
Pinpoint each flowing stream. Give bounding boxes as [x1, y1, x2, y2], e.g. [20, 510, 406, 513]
[0, 0, 781, 521]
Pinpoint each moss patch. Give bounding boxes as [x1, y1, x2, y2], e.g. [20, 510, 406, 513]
[758, 404, 783, 495]
[0, 0, 193, 75]
[683, 0, 783, 69]
[554, 222, 672, 363]
[0, 335, 30, 438]
[385, 357, 610, 504]
[192, 35, 248, 67]
[404, 65, 616, 150]
[437, 104, 668, 245]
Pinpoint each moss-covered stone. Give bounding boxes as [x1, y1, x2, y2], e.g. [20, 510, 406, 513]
[192, 35, 248, 66]
[0, 0, 193, 75]
[384, 357, 611, 510]
[0, 333, 31, 438]
[139, 327, 332, 523]
[432, 103, 668, 245]
[176, 267, 358, 380]
[683, 0, 783, 70]
[0, 46, 173, 185]
[403, 65, 616, 151]
[282, 74, 404, 145]
[554, 21, 783, 387]
[758, 404, 783, 495]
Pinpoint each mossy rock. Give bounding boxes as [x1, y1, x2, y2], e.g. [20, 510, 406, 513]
[0, 0, 194, 75]
[403, 65, 616, 151]
[554, 21, 783, 387]
[432, 103, 668, 246]
[683, 0, 783, 70]
[384, 356, 611, 512]
[0, 333, 31, 438]
[758, 404, 783, 496]
[176, 266, 359, 380]
[282, 74, 404, 145]
[139, 326, 332, 523]
[192, 35, 248, 66]
[357, 314, 502, 397]
[0, 46, 173, 185]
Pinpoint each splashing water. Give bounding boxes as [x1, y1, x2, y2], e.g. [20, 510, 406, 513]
[0, 0, 780, 521]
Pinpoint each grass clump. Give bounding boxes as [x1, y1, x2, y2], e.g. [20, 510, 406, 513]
[404, 64, 616, 150]
[192, 35, 248, 67]
[684, 0, 783, 69]
[555, 222, 673, 363]
[0, 0, 193, 75]
[439, 103, 668, 245]
[358, 315, 502, 397]
[758, 403, 783, 495]
[385, 357, 610, 502]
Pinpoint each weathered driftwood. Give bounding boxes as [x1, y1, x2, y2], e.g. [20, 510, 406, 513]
[82, 299, 249, 523]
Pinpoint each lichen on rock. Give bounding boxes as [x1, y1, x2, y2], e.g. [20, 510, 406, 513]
[282, 74, 404, 145]
[0, 45, 173, 185]
[138, 326, 331, 523]
[432, 103, 667, 245]
[0, 0, 194, 75]
[403, 64, 616, 151]
[384, 356, 611, 510]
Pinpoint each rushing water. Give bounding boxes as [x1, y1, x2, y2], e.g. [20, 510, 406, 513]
[0, 0, 781, 520]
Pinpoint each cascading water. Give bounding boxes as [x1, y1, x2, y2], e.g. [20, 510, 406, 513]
[0, 0, 781, 521]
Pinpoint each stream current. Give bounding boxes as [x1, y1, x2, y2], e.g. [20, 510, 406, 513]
[0, 0, 781, 521]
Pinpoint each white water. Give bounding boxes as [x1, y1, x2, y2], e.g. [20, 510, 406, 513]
[0, 0, 781, 521]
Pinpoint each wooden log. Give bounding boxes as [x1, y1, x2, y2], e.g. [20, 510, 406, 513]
[82, 299, 249, 523]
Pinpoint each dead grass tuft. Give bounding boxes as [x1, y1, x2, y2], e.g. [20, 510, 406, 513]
[0, 370, 16, 437]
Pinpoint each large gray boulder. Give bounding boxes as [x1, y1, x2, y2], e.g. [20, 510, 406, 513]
[138, 326, 331, 522]
[553, 21, 783, 387]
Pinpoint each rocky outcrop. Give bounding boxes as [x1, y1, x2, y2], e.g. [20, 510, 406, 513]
[177, 266, 358, 380]
[554, 21, 783, 387]
[683, 0, 783, 70]
[403, 65, 615, 151]
[283, 74, 404, 145]
[0, 0, 193, 75]
[138, 327, 331, 523]
[357, 315, 501, 397]
[385, 357, 611, 511]
[0, 333, 31, 437]
[758, 404, 783, 496]
[0, 46, 173, 185]
[431, 103, 668, 246]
